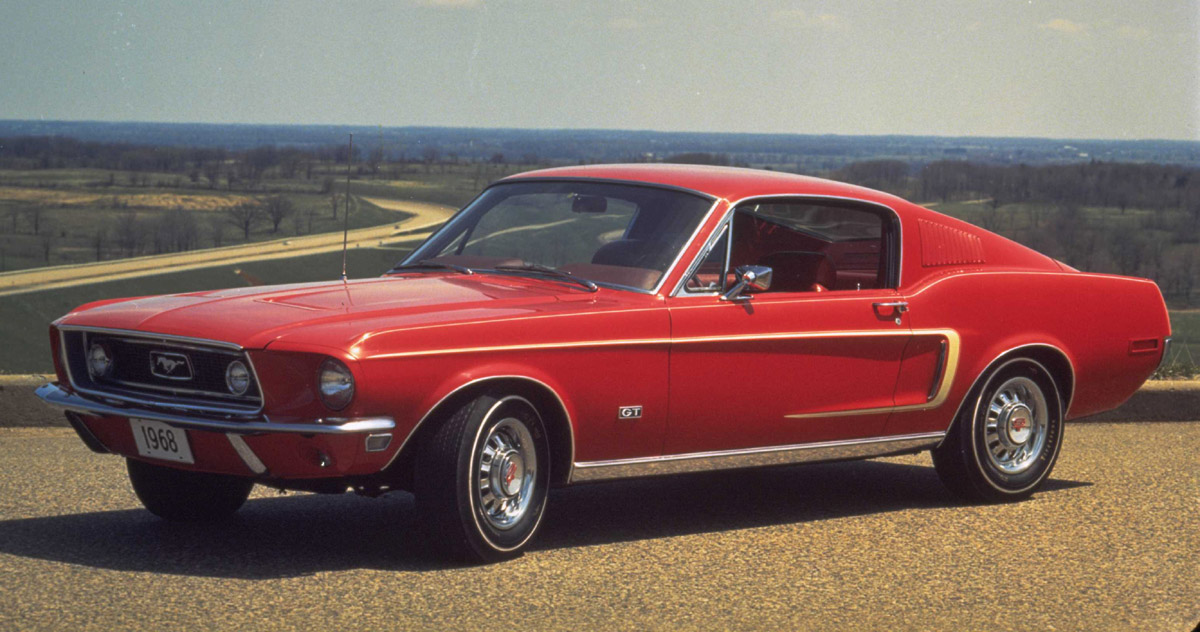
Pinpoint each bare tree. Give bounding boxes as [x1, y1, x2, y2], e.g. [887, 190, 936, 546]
[92, 225, 108, 261]
[115, 211, 141, 256]
[979, 203, 1000, 231]
[290, 210, 306, 236]
[422, 145, 439, 173]
[368, 148, 384, 175]
[40, 224, 55, 262]
[263, 195, 295, 233]
[155, 208, 200, 252]
[329, 193, 342, 220]
[227, 203, 262, 240]
[304, 205, 317, 234]
[25, 207, 42, 235]
[203, 161, 221, 189]
[1109, 227, 1143, 276]
[210, 218, 225, 248]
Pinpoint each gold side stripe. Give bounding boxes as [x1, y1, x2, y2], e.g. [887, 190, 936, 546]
[785, 329, 961, 419]
[364, 328, 940, 360]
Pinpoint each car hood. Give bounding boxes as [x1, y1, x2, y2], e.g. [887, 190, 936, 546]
[57, 274, 616, 351]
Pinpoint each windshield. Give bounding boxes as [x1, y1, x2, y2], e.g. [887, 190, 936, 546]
[400, 181, 714, 291]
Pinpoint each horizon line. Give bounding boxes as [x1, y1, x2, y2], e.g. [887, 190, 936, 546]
[1, 118, 1196, 146]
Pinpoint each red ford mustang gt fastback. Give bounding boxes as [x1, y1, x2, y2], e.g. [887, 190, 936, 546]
[37, 164, 1171, 561]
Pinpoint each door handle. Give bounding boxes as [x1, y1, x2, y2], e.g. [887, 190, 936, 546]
[873, 301, 909, 313]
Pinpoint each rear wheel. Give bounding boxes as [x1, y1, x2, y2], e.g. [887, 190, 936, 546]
[415, 393, 550, 563]
[932, 359, 1064, 502]
[127, 458, 254, 521]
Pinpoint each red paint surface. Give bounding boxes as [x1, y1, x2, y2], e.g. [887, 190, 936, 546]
[50, 165, 1170, 481]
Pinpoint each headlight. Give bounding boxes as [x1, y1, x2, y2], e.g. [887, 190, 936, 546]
[318, 358, 354, 410]
[225, 360, 251, 395]
[87, 343, 112, 378]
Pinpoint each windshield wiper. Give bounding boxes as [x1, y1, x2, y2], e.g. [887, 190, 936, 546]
[493, 263, 599, 292]
[389, 260, 474, 275]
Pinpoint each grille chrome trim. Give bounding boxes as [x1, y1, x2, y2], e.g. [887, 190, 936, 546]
[61, 325, 243, 350]
[59, 325, 266, 417]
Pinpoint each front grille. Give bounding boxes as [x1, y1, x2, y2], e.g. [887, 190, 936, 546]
[62, 329, 263, 415]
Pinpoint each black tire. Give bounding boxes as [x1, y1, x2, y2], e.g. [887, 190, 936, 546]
[127, 458, 254, 521]
[415, 393, 551, 563]
[932, 359, 1064, 502]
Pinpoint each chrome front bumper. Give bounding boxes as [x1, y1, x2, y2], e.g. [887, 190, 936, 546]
[35, 383, 395, 435]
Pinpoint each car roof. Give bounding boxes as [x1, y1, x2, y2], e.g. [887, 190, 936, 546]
[502, 163, 909, 208]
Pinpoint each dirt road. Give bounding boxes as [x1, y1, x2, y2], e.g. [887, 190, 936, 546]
[0, 198, 454, 297]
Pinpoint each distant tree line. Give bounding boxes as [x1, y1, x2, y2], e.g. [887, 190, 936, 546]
[833, 159, 1200, 304]
[3, 134, 1197, 304]
[0, 136, 373, 190]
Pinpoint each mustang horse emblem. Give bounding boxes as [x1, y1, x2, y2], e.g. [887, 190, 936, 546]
[150, 352, 192, 379]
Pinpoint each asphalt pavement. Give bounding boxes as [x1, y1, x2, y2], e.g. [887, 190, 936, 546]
[0, 422, 1197, 631]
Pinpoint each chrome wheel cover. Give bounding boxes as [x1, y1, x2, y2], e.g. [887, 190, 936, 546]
[983, 376, 1049, 475]
[475, 417, 538, 531]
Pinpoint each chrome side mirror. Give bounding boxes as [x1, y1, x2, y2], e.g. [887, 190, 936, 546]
[720, 265, 772, 302]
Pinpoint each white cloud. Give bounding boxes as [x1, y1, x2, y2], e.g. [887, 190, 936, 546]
[1037, 18, 1088, 35]
[772, 9, 844, 31]
[408, 0, 482, 8]
[609, 17, 647, 30]
[1115, 25, 1151, 40]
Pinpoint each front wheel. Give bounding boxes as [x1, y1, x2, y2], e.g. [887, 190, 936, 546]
[127, 458, 254, 521]
[932, 359, 1064, 502]
[415, 393, 550, 563]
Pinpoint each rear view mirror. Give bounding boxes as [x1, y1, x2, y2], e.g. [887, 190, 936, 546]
[572, 195, 607, 214]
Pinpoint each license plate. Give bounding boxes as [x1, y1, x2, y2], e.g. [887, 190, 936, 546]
[130, 419, 194, 464]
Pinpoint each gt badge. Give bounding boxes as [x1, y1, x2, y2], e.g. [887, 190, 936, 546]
[618, 406, 643, 420]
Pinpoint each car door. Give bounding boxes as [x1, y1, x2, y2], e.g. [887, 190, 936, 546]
[664, 198, 911, 455]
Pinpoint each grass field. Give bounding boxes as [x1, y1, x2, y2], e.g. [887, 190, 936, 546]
[0, 163, 493, 273]
[1166, 310, 1200, 371]
[0, 245, 415, 374]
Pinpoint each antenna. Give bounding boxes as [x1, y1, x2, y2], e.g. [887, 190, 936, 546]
[340, 133, 354, 281]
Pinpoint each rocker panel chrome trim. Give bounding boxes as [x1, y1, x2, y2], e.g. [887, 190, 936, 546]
[569, 431, 944, 483]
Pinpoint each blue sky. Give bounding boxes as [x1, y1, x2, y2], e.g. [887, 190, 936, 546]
[1, 0, 1196, 140]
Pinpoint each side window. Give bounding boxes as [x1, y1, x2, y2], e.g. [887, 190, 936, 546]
[684, 225, 729, 292]
[728, 201, 893, 293]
